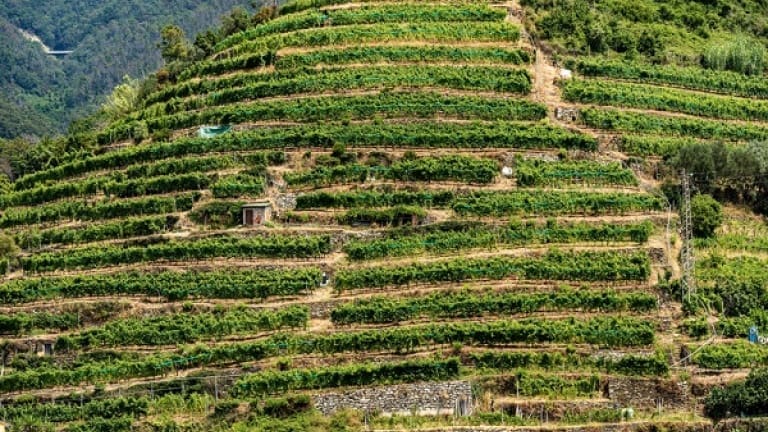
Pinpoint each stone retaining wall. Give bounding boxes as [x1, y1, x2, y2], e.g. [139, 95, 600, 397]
[313, 380, 472, 416]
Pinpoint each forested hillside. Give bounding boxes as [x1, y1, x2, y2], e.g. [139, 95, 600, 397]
[0, 0, 269, 138]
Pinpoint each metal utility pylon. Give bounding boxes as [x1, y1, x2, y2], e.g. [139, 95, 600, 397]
[680, 170, 695, 300]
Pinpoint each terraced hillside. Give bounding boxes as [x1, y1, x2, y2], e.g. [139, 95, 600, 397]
[0, 0, 766, 431]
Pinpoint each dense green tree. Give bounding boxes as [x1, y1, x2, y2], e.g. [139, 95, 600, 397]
[705, 368, 768, 420]
[159, 25, 192, 64]
[0, 0, 266, 138]
[690, 194, 722, 238]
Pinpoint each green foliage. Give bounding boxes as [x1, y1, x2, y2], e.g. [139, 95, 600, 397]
[0, 193, 198, 229]
[669, 141, 768, 214]
[470, 350, 668, 376]
[275, 45, 531, 69]
[225, 22, 520, 57]
[259, 395, 312, 418]
[335, 206, 427, 227]
[0, 268, 321, 304]
[0, 311, 80, 335]
[0, 317, 653, 392]
[179, 45, 532, 82]
[581, 108, 768, 141]
[506, 372, 601, 398]
[233, 358, 461, 396]
[15, 149, 283, 192]
[0, 233, 19, 264]
[452, 190, 663, 216]
[0, 0, 250, 137]
[617, 135, 705, 158]
[297, 190, 454, 209]
[564, 79, 768, 122]
[21, 234, 331, 272]
[102, 76, 141, 122]
[142, 65, 531, 111]
[211, 169, 266, 198]
[335, 249, 651, 290]
[343, 220, 653, 260]
[58, 306, 308, 349]
[286, 154, 498, 187]
[515, 158, 638, 187]
[331, 288, 657, 324]
[702, 35, 766, 75]
[693, 341, 768, 369]
[144, 65, 531, 109]
[568, 57, 768, 99]
[18, 123, 587, 190]
[102, 92, 547, 143]
[189, 200, 246, 227]
[160, 25, 193, 64]
[705, 368, 768, 420]
[0, 396, 148, 423]
[66, 416, 134, 432]
[217, 3, 507, 51]
[0, 172, 208, 209]
[690, 194, 722, 238]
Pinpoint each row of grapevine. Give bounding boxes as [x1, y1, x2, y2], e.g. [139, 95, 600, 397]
[0, 311, 80, 335]
[343, 220, 654, 260]
[275, 45, 531, 70]
[0, 268, 322, 304]
[567, 57, 768, 99]
[286, 154, 499, 187]
[179, 45, 530, 81]
[0, 193, 199, 229]
[15, 150, 283, 192]
[296, 190, 455, 209]
[57, 306, 309, 349]
[496, 372, 601, 398]
[330, 288, 658, 324]
[101, 91, 547, 144]
[335, 205, 426, 226]
[138, 65, 532, 119]
[563, 79, 768, 122]
[335, 249, 651, 290]
[451, 190, 663, 216]
[223, 21, 520, 58]
[696, 255, 768, 285]
[211, 169, 267, 198]
[216, 3, 505, 51]
[0, 317, 654, 391]
[20, 123, 589, 190]
[149, 63, 529, 107]
[21, 234, 332, 273]
[232, 358, 461, 396]
[581, 108, 768, 141]
[188, 200, 246, 227]
[515, 158, 638, 187]
[280, 0, 478, 14]
[0, 397, 147, 424]
[470, 350, 668, 376]
[1, 172, 209, 209]
[692, 341, 768, 369]
[16, 215, 178, 249]
[696, 233, 768, 254]
[617, 134, 708, 157]
[123, 153, 277, 179]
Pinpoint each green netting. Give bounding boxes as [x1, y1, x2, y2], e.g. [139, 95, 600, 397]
[198, 125, 232, 138]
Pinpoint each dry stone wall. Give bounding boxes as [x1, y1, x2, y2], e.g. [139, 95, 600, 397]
[313, 380, 472, 416]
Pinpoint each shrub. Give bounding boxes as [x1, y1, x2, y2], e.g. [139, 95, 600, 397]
[702, 36, 766, 75]
[691, 194, 722, 238]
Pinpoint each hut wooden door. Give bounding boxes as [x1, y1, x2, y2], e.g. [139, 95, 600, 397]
[245, 209, 254, 225]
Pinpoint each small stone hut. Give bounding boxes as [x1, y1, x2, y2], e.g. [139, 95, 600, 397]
[242, 202, 272, 226]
